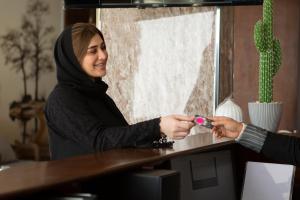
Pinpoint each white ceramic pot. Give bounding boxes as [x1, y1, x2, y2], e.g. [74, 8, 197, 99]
[215, 98, 243, 122]
[248, 102, 283, 132]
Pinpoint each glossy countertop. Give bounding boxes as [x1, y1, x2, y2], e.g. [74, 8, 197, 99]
[0, 133, 235, 199]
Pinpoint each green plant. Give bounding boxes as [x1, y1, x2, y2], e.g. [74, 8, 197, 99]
[254, 0, 282, 103]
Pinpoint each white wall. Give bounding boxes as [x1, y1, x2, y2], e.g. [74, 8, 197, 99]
[0, 0, 63, 143]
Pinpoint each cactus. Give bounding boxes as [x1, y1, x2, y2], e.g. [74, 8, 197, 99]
[254, 0, 281, 103]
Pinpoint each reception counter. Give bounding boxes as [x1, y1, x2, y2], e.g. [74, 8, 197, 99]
[0, 133, 264, 199]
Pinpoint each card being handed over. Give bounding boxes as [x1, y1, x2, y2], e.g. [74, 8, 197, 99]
[194, 115, 213, 129]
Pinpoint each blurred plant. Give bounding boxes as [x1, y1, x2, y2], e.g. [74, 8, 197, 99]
[0, 30, 31, 98]
[22, 0, 55, 101]
[0, 0, 55, 143]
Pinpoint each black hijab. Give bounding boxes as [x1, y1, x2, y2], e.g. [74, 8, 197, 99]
[54, 26, 108, 96]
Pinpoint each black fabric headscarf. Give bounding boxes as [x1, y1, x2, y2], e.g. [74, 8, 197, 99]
[54, 26, 108, 97]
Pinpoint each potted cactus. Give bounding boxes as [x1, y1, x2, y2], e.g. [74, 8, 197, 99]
[248, 0, 283, 132]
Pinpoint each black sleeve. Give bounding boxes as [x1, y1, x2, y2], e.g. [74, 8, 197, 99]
[261, 132, 300, 166]
[45, 91, 161, 152]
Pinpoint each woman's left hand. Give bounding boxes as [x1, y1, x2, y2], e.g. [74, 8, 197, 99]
[160, 115, 195, 140]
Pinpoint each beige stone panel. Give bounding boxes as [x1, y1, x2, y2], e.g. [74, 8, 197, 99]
[99, 7, 216, 134]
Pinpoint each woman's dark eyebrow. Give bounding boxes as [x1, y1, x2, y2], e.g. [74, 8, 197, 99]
[88, 42, 105, 49]
[87, 45, 98, 49]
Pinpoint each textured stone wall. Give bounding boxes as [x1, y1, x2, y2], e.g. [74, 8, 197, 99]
[99, 7, 216, 134]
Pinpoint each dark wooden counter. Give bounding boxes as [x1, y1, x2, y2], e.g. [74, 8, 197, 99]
[0, 133, 235, 199]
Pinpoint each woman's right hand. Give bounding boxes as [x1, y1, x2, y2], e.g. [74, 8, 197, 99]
[160, 115, 195, 140]
[207, 116, 243, 139]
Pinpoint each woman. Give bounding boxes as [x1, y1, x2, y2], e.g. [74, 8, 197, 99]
[45, 23, 195, 160]
[209, 116, 300, 166]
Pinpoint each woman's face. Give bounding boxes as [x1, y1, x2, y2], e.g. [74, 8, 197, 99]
[81, 34, 108, 79]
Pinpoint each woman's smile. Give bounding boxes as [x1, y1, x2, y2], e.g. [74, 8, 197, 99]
[81, 34, 108, 78]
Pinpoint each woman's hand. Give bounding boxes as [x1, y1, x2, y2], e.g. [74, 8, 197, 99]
[160, 115, 195, 140]
[207, 116, 243, 139]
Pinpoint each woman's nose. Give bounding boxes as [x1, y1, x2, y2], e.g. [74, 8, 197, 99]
[98, 49, 107, 60]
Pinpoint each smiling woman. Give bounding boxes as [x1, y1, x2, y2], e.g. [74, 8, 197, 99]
[45, 23, 195, 160]
[72, 23, 108, 78]
[82, 35, 108, 78]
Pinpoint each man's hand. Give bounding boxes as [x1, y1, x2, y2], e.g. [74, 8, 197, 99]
[207, 116, 243, 139]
